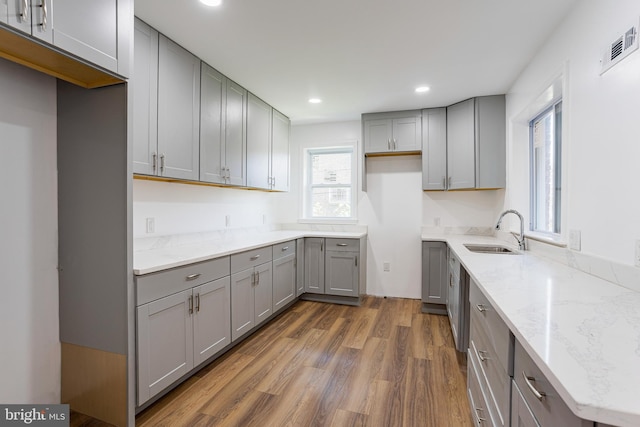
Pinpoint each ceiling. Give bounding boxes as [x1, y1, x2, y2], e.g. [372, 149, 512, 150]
[134, 0, 578, 125]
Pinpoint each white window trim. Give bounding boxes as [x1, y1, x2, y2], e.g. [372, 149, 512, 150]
[299, 142, 358, 223]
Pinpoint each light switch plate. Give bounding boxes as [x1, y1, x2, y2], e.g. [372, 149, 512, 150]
[383, 262, 391, 272]
[569, 229, 581, 251]
[145, 217, 155, 234]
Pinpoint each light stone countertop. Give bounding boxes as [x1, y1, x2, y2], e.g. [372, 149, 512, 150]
[423, 232, 640, 427]
[134, 230, 367, 275]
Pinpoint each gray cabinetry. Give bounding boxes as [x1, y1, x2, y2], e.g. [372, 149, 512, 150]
[230, 247, 273, 341]
[295, 238, 304, 296]
[273, 241, 296, 312]
[0, 1, 6, 23]
[446, 96, 506, 190]
[421, 241, 447, 314]
[132, 18, 158, 175]
[363, 110, 422, 155]
[304, 237, 325, 294]
[271, 109, 290, 191]
[447, 250, 469, 352]
[246, 93, 272, 190]
[5, 0, 129, 76]
[200, 62, 247, 186]
[135, 256, 231, 406]
[421, 108, 448, 190]
[157, 35, 200, 180]
[325, 238, 360, 297]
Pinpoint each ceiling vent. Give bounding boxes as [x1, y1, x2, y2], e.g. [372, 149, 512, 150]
[600, 19, 639, 74]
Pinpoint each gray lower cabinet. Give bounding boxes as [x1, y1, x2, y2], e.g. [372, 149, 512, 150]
[304, 237, 325, 294]
[447, 250, 469, 353]
[136, 275, 231, 406]
[325, 239, 360, 297]
[511, 381, 541, 427]
[421, 241, 447, 314]
[295, 238, 305, 296]
[273, 241, 296, 312]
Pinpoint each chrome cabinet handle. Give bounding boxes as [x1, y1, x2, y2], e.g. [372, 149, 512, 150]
[160, 153, 166, 173]
[355, 255, 358, 267]
[272, 176, 275, 188]
[41, 0, 47, 29]
[195, 294, 200, 312]
[321, 241, 323, 251]
[250, 254, 261, 261]
[522, 372, 546, 401]
[188, 295, 194, 315]
[152, 152, 157, 172]
[21, 0, 29, 22]
[336, 243, 348, 247]
[477, 349, 489, 362]
[256, 271, 260, 285]
[448, 176, 452, 187]
[186, 273, 201, 281]
[476, 304, 487, 313]
[281, 246, 289, 251]
[393, 138, 397, 150]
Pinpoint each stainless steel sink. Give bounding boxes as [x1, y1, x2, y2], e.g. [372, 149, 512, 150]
[464, 244, 519, 254]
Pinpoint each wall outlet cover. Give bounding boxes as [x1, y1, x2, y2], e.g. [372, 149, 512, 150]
[569, 229, 581, 251]
[145, 217, 155, 234]
[383, 262, 390, 272]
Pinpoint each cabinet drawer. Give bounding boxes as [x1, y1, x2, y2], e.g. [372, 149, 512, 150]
[136, 257, 230, 306]
[469, 279, 511, 374]
[468, 348, 497, 427]
[470, 309, 510, 426]
[513, 339, 590, 427]
[231, 246, 273, 274]
[325, 238, 359, 252]
[273, 240, 296, 259]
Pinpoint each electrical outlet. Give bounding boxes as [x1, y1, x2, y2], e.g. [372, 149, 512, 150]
[383, 262, 391, 272]
[145, 218, 155, 234]
[635, 240, 640, 268]
[569, 229, 581, 251]
[225, 215, 231, 227]
[434, 217, 441, 227]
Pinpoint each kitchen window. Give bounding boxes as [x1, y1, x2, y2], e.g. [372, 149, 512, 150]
[303, 147, 356, 221]
[530, 101, 562, 235]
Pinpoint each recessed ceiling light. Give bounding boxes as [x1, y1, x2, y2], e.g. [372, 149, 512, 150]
[200, 0, 222, 6]
[415, 86, 430, 93]
[308, 98, 322, 104]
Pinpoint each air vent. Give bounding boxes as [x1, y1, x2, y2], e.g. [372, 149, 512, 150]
[601, 19, 639, 75]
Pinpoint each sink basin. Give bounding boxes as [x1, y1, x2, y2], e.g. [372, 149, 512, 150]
[464, 244, 519, 254]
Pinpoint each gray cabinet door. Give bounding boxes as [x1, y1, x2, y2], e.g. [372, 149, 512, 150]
[246, 93, 272, 189]
[421, 241, 447, 305]
[193, 276, 231, 366]
[476, 95, 506, 189]
[199, 63, 225, 184]
[231, 268, 254, 341]
[295, 238, 305, 296]
[304, 238, 325, 294]
[136, 289, 194, 406]
[158, 34, 200, 180]
[422, 108, 447, 190]
[6, 0, 30, 33]
[271, 109, 290, 191]
[273, 253, 295, 312]
[0, 0, 6, 23]
[132, 18, 158, 175]
[254, 262, 273, 326]
[325, 250, 359, 297]
[364, 119, 392, 153]
[447, 98, 476, 189]
[511, 382, 541, 427]
[6, 0, 50, 40]
[225, 80, 247, 186]
[43, 0, 118, 71]
[392, 116, 421, 151]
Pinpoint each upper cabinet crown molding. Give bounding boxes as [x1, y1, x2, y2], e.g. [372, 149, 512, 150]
[0, 0, 131, 88]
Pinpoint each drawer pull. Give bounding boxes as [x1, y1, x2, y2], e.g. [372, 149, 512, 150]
[477, 350, 489, 362]
[475, 304, 487, 313]
[195, 294, 200, 312]
[522, 372, 546, 401]
[281, 246, 289, 251]
[336, 243, 348, 247]
[250, 254, 261, 261]
[474, 408, 486, 424]
[186, 273, 201, 281]
[188, 295, 194, 315]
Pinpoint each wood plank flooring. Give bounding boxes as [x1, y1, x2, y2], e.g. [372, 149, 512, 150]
[72, 296, 473, 427]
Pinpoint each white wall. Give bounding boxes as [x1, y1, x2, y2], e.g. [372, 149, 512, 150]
[284, 121, 505, 299]
[0, 59, 59, 403]
[133, 179, 282, 238]
[505, 0, 640, 266]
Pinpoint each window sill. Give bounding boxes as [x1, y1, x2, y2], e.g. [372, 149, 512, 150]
[524, 231, 567, 248]
[298, 218, 358, 225]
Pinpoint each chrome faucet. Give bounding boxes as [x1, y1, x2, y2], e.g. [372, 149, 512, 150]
[496, 209, 526, 251]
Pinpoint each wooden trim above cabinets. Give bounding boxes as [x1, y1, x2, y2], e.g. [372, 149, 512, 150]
[0, 25, 124, 89]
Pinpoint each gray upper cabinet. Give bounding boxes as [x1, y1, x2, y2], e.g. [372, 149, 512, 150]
[0, 1, 6, 23]
[200, 63, 247, 186]
[132, 18, 158, 175]
[421, 241, 447, 314]
[421, 108, 448, 190]
[363, 110, 422, 155]
[157, 35, 200, 180]
[6, 0, 129, 77]
[271, 109, 290, 192]
[246, 93, 272, 190]
[445, 96, 506, 190]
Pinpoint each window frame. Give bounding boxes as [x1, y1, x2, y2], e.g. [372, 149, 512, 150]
[529, 100, 562, 236]
[301, 145, 357, 222]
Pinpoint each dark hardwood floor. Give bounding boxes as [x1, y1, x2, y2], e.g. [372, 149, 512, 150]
[72, 296, 472, 426]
